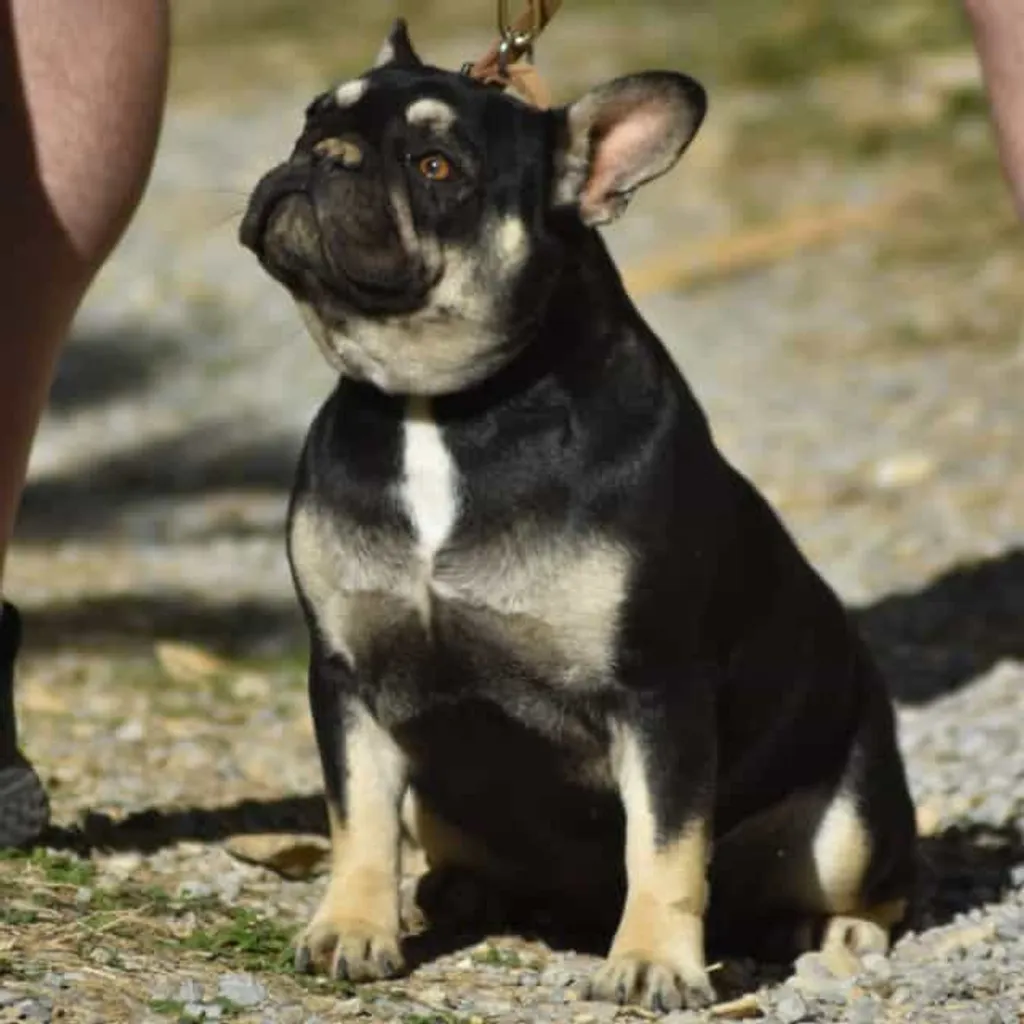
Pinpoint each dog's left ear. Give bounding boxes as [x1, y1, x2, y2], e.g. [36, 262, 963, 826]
[374, 18, 423, 68]
[552, 72, 706, 227]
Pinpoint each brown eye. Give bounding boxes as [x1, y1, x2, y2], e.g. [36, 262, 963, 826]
[313, 137, 363, 169]
[417, 153, 452, 181]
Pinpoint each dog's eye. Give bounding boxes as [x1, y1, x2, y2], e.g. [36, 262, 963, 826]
[417, 153, 452, 182]
[313, 137, 364, 169]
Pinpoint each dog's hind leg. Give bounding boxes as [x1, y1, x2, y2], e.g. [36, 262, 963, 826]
[708, 706, 916, 964]
[401, 789, 519, 934]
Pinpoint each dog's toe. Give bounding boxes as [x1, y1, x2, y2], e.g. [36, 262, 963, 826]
[822, 915, 890, 958]
[295, 916, 404, 982]
[585, 953, 714, 1011]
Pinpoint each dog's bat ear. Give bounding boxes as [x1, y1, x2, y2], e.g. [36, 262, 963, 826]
[551, 71, 707, 227]
[374, 18, 423, 69]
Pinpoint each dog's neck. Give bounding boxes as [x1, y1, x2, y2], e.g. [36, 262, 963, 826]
[332, 223, 647, 421]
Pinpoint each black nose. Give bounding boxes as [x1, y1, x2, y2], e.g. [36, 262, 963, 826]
[239, 160, 312, 254]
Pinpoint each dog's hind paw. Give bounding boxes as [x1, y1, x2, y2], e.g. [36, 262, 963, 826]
[294, 915, 404, 982]
[584, 953, 715, 1012]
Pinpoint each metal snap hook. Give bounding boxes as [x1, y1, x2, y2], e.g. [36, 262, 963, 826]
[497, 0, 541, 75]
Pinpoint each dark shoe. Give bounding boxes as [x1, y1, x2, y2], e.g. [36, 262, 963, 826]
[0, 601, 50, 848]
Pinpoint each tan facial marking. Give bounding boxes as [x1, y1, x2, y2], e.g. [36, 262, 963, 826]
[405, 97, 457, 130]
[334, 78, 368, 107]
[313, 137, 364, 169]
[492, 214, 528, 264]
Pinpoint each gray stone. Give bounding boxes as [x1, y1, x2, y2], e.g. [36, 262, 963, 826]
[177, 979, 205, 1004]
[569, 1001, 619, 1022]
[540, 968, 578, 988]
[217, 972, 268, 1008]
[859, 953, 892, 981]
[847, 995, 881, 1024]
[176, 879, 215, 900]
[775, 990, 810, 1023]
[14, 1000, 53, 1024]
[0, 989, 21, 1008]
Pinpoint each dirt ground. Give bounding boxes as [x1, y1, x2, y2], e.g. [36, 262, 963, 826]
[3, 2, 1023, 1023]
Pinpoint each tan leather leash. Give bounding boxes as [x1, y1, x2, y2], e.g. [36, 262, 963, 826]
[460, 0, 562, 108]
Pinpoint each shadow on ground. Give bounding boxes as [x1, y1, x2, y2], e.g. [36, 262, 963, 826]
[19, 592, 304, 659]
[855, 548, 1024, 705]
[16, 424, 301, 543]
[17, 543, 1024, 703]
[37, 796, 1024, 967]
[46, 326, 185, 416]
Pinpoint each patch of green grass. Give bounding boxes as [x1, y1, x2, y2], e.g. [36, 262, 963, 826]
[148, 999, 187, 1019]
[471, 944, 523, 968]
[0, 907, 39, 926]
[22, 850, 97, 887]
[400, 1014, 466, 1024]
[149, 997, 246, 1022]
[177, 906, 295, 972]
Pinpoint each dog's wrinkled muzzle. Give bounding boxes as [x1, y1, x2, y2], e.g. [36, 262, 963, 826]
[239, 161, 315, 260]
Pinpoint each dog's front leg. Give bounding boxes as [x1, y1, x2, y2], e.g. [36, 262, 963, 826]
[296, 651, 408, 981]
[587, 689, 716, 1012]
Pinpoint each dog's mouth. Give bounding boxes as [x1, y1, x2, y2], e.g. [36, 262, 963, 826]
[241, 167, 439, 318]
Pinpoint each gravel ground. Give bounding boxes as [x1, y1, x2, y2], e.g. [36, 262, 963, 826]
[3, 36, 1024, 1024]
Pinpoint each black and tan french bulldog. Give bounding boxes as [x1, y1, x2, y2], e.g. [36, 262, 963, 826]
[239, 20, 917, 1012]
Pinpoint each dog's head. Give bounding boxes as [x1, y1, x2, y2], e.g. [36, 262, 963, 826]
[240, 20, 706, 395]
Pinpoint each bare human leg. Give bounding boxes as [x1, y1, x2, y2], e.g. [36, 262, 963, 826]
[963, 0, 1024, 219]
[0, 0, 169, 847]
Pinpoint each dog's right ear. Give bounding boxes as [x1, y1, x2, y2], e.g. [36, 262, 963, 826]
[374, 18, 424, 69]
[551, 71, 706, 227]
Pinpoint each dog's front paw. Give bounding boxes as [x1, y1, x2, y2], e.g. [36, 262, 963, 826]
[584, 952, 715, 1012]
[295, 910, 403, 982]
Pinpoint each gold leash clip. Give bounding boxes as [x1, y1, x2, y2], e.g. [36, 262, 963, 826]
[497, 0, 542, 75]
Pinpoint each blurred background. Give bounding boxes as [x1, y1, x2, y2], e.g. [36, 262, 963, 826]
[7, 0, 1024, 816]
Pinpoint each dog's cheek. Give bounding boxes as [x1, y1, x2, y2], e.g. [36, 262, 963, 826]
[265, 195, 321, 268]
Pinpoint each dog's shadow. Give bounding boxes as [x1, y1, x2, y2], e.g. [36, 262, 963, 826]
[855, 548, 1024, 705]
[40, 797, 1024, 972]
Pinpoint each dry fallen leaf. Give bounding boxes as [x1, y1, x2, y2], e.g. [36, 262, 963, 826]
[871, 452, 936, 490]
[224, 833, 330, 880]
[711, 993, 764, 1019]
[154, 641, 232, 685]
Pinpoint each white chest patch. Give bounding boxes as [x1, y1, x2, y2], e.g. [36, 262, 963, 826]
[401, 397, 459, 565]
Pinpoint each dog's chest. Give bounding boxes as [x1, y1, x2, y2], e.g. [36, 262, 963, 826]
[290, 398, 632, 702]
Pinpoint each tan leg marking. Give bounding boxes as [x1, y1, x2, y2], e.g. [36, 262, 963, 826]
[822, 898, 908, 959]
[298, 703, 407, 982]
[401, 788, 500, 874]
[812, 794, 906, 962]
[586, 726, 714, 1012]
[811, 792, 872, 914]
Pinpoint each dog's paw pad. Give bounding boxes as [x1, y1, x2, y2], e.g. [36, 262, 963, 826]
[584, 953, 715, 1012]
[295, 917, 403, 982]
